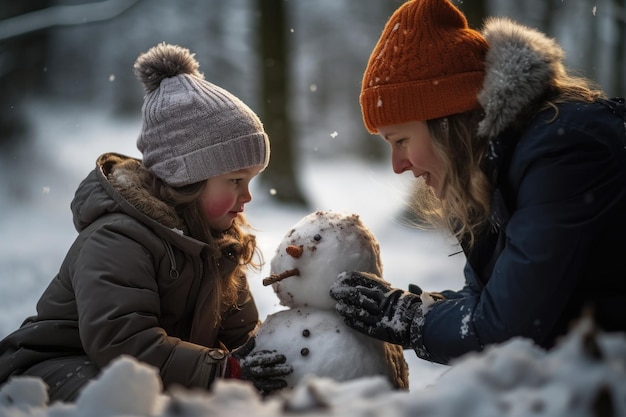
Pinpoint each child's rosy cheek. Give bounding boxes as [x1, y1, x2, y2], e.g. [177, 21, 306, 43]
[204, 193, 236, 218]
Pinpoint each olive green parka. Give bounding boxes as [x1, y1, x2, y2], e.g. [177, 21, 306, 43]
[0, 153, 259, 389]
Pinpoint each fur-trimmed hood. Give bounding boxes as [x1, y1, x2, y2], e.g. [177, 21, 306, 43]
[103, 154, 184, 230]
[71, 153, 195, 247]
[477, 17, 567, 139]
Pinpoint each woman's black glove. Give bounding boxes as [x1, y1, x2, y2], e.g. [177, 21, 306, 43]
[330, 271, 434, 349]
[230, 337, 293, 395]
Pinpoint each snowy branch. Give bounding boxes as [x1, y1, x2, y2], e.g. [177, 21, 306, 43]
[0, 0, 140, 41]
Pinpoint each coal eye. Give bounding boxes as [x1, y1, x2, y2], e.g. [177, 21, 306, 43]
[313, 234, 322, 241]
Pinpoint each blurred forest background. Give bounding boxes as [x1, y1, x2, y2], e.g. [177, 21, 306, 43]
[1, 0, 625, 208]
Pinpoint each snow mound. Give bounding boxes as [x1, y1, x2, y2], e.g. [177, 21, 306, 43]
[1, 318, 625, 417]
[0, 376, 48, 410]
[75, 355, 166, 417]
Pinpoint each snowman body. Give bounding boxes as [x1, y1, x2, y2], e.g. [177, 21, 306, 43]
[254, 211, 408, 390]
[256, 308, 392, 388]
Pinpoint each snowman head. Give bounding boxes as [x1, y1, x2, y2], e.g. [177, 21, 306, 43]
[266, 210, 382, 309]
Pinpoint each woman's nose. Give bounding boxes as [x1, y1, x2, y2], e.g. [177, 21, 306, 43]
[391, 152, 411, 174]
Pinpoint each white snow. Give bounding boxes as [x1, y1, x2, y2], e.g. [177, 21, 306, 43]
[1, 102, 625, 416]
[74, 356, 167, 417]
[2, 318, 625, 417]
[460, 312, 472, 338]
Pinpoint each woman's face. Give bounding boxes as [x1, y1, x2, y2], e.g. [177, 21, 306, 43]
[378, 120, 445, 197]
[199, 165, 264, 231]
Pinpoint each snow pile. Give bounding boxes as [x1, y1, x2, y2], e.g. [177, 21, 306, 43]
[1, 317, 624, 417]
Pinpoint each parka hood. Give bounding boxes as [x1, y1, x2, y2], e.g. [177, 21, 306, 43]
[477, 17, 567, 139]
[72, 153, 183, 232]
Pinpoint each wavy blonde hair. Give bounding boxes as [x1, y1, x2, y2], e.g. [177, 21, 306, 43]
[408, 70, 606, 250]
[408, 110, 491, 248]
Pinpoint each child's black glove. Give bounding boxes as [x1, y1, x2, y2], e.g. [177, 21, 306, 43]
[329, 271, 429, 349]
[229, 337, 293, 395]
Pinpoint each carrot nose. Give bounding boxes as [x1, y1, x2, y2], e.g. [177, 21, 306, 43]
[286, 245, 303, 258]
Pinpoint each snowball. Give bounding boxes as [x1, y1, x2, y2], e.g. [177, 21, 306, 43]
[0, 376, 48, 409]
[75, 355, 163, 417]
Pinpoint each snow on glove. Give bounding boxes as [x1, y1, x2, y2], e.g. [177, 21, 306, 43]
[231, 337, 293, 395]
[330, 271, 429, 349]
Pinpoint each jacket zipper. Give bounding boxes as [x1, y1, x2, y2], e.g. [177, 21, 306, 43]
[162, 239, 179, 279]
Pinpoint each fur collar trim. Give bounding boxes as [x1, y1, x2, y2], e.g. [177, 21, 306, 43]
[477, 17, 566, 139]
[102, 155, 185, 231]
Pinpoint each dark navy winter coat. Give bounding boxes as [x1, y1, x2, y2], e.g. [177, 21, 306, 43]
[418, 18, 626, 364]
[422, 99, 626, 364]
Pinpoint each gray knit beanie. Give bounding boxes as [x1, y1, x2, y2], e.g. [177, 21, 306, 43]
[133, 43, 270, 187]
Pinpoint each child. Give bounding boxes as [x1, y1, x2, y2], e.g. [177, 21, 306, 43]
[331, 0, 626, 364]
[0, 43, 290, 401]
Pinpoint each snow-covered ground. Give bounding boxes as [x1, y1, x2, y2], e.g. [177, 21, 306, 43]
[3, 317, 625, 417]
[1, 103, 625, 416]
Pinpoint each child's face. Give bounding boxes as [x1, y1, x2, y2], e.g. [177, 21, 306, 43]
[378, 120, 444, 198]
[199, 165, 264, 231]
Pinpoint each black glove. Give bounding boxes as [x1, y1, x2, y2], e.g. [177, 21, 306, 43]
[231, 337, 293, 395]
[330, 271, 425, 348]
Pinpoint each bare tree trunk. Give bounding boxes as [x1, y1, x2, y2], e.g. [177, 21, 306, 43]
[0, 0, 51, 148]
[587, 1, 601, 82]
[457, 0, 488, 29]
[257, 0, 308, 206]
[614, 0, 626, 96]
[540, 0, 559, 34]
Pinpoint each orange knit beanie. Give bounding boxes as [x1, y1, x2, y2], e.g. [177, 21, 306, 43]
[360, 0, 489, 133]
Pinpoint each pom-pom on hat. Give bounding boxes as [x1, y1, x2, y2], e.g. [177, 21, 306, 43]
[134, 43, 270, 187]
[360, 0, 489, 133]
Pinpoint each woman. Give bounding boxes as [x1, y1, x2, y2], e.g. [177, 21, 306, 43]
[0, 43, 290, 401]
[330, 0, 626, 365]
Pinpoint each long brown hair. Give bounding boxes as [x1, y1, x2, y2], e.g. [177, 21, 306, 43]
[141, 169, 261, 311]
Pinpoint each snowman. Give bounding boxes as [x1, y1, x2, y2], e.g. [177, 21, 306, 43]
[254, 210, 409, 390]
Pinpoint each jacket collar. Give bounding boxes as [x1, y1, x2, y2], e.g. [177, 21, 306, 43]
[477, 17, 566, 140]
